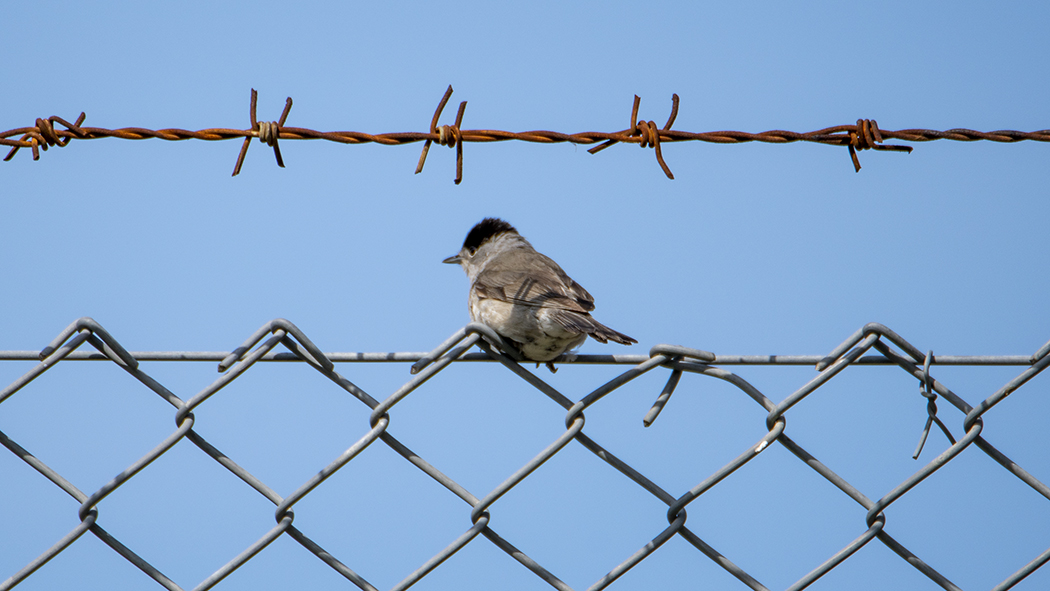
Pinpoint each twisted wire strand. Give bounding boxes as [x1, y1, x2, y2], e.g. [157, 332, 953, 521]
[4, 87, 1046, 180]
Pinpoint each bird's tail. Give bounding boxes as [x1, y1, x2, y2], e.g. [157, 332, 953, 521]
[587, 321, 637, 345]
[554, 310, 637, 345]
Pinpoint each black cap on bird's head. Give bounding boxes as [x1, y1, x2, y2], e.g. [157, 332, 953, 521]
[443, 218, 518, 264]
[463, 218, 517, 251]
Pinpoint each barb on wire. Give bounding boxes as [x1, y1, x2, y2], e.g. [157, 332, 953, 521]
[4, 86, 1048, 182]
[232, 89, 294, 176]
[415, 85, 468, 184]
[3, 113, 87, 162]
[588, 94, 680, 179]
[847, 118, 914, 172]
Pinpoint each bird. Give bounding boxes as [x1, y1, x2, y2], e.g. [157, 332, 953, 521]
[443, 217, 637, 371]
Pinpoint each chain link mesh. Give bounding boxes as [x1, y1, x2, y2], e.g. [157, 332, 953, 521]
[1, 318, 1048, 590]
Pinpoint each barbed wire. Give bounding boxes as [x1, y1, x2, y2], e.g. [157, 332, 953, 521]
[3, 87, 1047, 182]
[2, 318, 1049, 591]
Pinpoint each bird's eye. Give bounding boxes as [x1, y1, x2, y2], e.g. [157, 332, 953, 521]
[467, 247, 477, 257]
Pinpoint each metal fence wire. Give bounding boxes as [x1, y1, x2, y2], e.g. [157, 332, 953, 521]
[1, 317, 1049, 591]
[4, 87, 1049, 181]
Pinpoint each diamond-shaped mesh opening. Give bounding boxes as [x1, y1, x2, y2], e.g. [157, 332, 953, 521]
[486, 441, 673, 589]
[804, 541, 952, 591]
[92, 442, 280, 586]
[287, 441, 468, 589]
[0, 451, 79, 578]
[5, 534, 151, 591]
[585, 368, 777, 493]
[368, 361, 576, 495]
[677, 442, 865, 589]
[771, 366, 935, 496]
[0, 360, 174, 492]
[879, 444, 1050, 589]
[184, 361, 371, 493]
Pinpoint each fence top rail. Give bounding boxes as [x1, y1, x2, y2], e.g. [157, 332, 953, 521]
[0, 350, 1037, 366]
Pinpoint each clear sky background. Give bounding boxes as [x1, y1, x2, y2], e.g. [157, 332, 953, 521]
[2, 2, 1049, 590]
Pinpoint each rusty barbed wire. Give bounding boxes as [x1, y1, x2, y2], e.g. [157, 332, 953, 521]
[3, 86, 1048, 181]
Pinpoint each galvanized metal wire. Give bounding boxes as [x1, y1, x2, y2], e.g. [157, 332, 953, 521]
[1, 318, 1048, 591]
[3, 87, 1048, 181]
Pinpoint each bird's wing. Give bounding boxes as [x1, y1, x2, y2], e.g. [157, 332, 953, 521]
[474, 267, 595, 313]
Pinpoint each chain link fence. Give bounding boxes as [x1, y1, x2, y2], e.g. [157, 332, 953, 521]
[1, 318, 1048, 590]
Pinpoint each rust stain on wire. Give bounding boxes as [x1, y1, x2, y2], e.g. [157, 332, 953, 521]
[3, 86, 1048, 181]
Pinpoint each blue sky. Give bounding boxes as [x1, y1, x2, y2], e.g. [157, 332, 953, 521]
[2, 2, 1049, 590]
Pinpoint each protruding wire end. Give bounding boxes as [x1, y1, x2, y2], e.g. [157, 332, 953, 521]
[416, 85, 455, 175]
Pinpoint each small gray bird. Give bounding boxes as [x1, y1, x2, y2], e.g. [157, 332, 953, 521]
[443, 218, 636, 371]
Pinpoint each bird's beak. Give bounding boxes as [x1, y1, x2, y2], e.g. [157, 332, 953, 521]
[442, 254, 462, 265]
